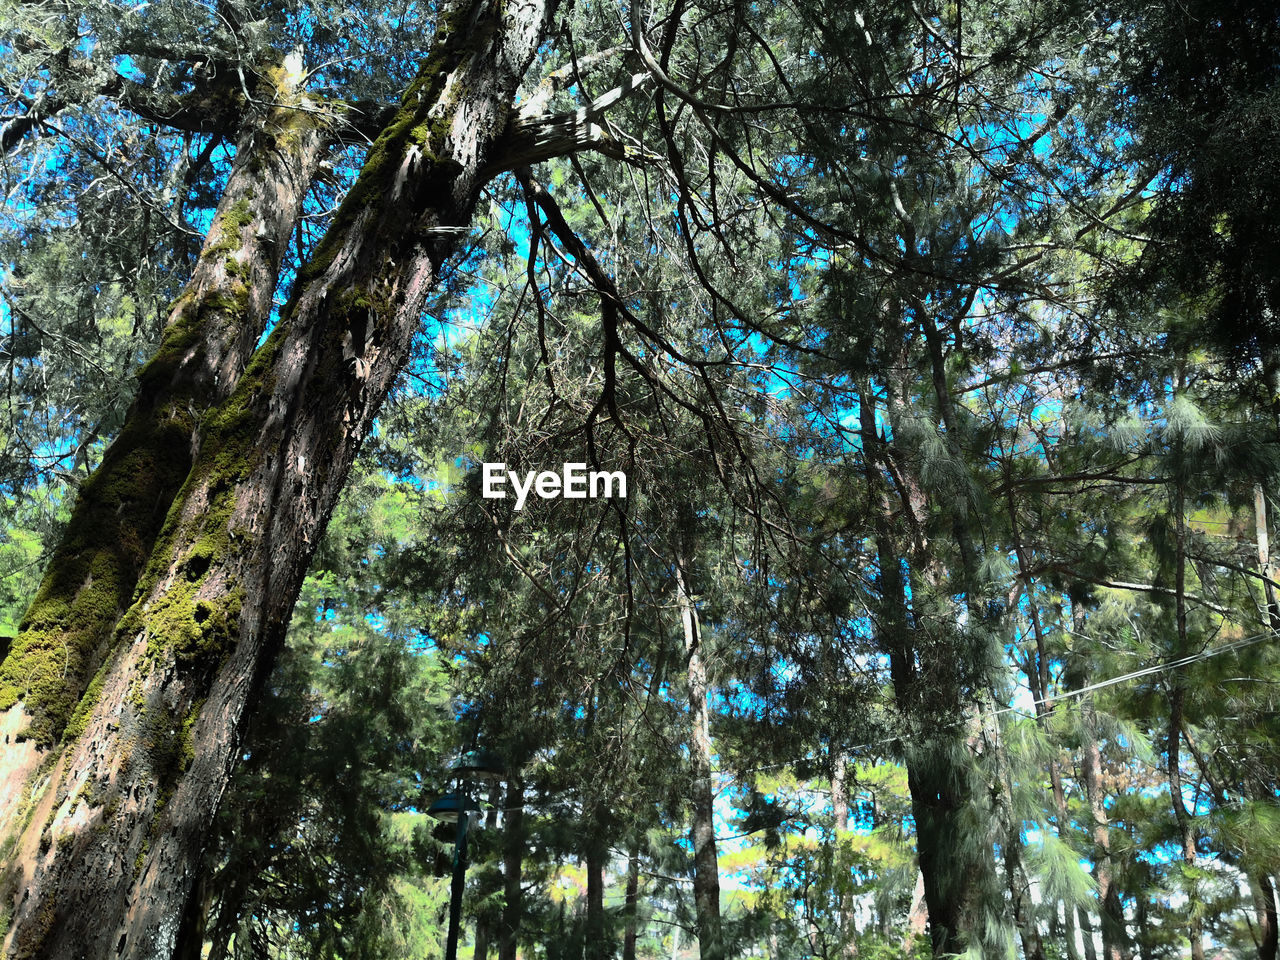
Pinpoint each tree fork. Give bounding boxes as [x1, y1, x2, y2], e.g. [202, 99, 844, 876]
[0, 0, 559, 955]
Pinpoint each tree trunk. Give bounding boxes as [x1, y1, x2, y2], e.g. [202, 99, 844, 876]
[586, 835, 607, 960]
[0, 2, 558, 956]
[675, 554, 722, 960]
[1256, 484, 1280, 630]
[990, 708, 1045, 960]
[859, 379, 992, 957]
[902, 871, 929, 952]
[1080, 696, 1129, 960]
[500, 776, 526, 960]
[475, 781, 502, 960]
[622, 843, 640, 960]
[1251, 872, 1279, 960]
[1078, 903, 1099, 960]
[1170, 471, 1206, 960]
[0, 65, 327, 834]
[831, 754, 857, 956]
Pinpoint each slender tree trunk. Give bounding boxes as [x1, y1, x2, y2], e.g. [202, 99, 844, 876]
[475, 781, 503, 960]
[622, 842, 640, 960]
[1005, 494, 1083, 958]
[1255, 484, 1280, 630]
[1070, 591, 1130, 960]
[1135, 894, 1155, 960]
[0, 66, 327, 836]
[831, 754, 857, 956]
[501, 776, 526, 960]
[586, 835, 607, 960]
[1170, 470, 1206, 960]
[1080, 696, 1129, 960]
[0, 2, 558, 956]
[1077, 903, 1099, 960]
[990, 709, 1045, 960]
[675, 552, 722, 960]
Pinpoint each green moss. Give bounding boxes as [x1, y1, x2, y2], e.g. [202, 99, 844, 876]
[62, 655, 110, 744]
[0, 406, 195, 744]
[133, 838, 149, 880]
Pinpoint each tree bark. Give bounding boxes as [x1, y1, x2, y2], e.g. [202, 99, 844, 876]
[1251, 872, 1279, 960]
[622, 842, 640, 960]
[0, 1, 559, 955]
[831, 754, 857, 956]
[675, 553, 722, 960]
[0, 64, 327, 838]
[858, 378, 992, 957]
[500, 776, 525, 960]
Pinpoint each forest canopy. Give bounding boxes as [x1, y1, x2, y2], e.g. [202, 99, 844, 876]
[0, 1, 1278, 959]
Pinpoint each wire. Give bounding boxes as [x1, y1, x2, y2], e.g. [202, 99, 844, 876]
[997, 628, 1277, 720]
[726, 628, 1278, 779]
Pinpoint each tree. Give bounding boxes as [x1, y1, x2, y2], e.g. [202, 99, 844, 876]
[0, 0, 567, 953]
[5, 0, 1280, 957]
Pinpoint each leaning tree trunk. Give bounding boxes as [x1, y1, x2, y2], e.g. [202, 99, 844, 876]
[0, 1, 558, 956]
[0, 66, 327, 837]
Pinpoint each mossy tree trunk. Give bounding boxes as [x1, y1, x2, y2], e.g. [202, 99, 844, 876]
[0, 1, 558, 956]
[0, 69, 328, 835]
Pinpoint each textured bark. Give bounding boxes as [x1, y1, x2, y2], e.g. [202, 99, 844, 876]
[676, 554, 723, 960]
[0, 67, 327, 789]
[0, 1, 557, 955]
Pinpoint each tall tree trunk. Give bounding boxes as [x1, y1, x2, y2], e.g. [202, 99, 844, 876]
[0, 65, 327, 835]
[500, 776, 526, 960]
[475, 781, 503, 960]
[831, 755, 857, 956]
[585, 832, 607, 960]
[1005, 494, 1080, 958]
[622, 842, 640, 960]
[990, 709, 1045, 960]
[1170, 469, 1206, 960]
[859, 378, 991, 957]
[675, 553, 722, 960]
[0, 2, 559, 956]
[1072, 597, 1130, 960]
